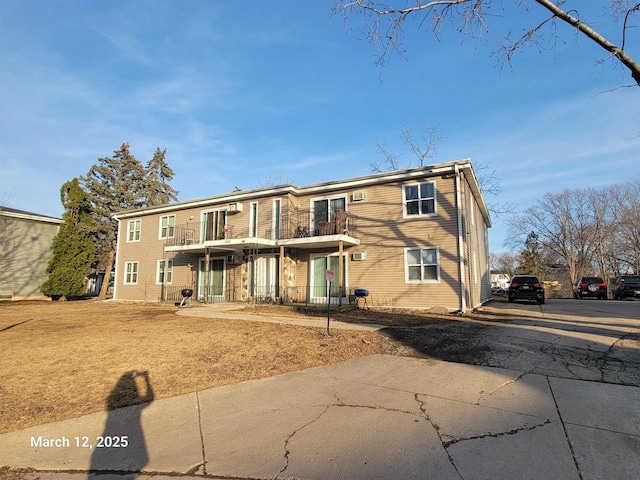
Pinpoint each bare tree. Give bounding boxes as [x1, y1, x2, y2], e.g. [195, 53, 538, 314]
[371, 124, 442, 173]
[507, 189, 596, 284]
[611, 176, 640, 273]
[333, 1, 640, 86]
[490, 250, 519, 277]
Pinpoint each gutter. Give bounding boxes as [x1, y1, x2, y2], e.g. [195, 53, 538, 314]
[455, 164, 467, 314]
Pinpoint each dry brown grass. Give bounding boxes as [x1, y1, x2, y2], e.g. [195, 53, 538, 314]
[241, 304, 453, 327]
[0, 300, 385, 434]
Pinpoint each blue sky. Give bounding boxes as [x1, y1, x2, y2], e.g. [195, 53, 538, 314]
[1, 0, 638, 252]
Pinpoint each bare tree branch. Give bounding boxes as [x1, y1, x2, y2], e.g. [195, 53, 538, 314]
[333, 0, 640, 85]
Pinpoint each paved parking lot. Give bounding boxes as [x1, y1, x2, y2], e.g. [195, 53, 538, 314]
[383, 298, 640, 386]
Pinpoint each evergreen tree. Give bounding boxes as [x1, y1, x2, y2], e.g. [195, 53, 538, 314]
[81, 143, 147, 299]
[145, 147, 178, 206]
[517, 231, 545, 279]
[81, 143, 179, 299]
[41, 178, 96, 298]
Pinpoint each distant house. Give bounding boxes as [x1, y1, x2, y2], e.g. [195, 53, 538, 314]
[0, 207, 62, 300]
[491, 271, 511, 289]
[113, 159, 492, 312]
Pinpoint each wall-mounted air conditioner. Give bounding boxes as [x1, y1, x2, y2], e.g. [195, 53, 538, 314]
[352, 251, 367, 261]
[351, 190, 367, 202]
[227, 202, 243, 213]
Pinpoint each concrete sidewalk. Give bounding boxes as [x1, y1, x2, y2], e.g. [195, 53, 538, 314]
[176, 303, 385, 331]
[1, 355, 638, 480]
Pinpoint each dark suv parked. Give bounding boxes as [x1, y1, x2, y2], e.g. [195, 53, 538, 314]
[508, 275, 545, 304]
[573, 277, 607, 300]
[611, 275, 640, 300]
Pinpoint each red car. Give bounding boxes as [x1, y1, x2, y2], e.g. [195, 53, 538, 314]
[573, 277, 607, 300]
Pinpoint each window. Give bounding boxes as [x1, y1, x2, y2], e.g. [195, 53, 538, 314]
[201, 210, 227, 241]
[157, 260, 173, 284]
[159, 215, 175, 239]
[127, 220, 141, 242]
[405, 248, 439, 283]
[272, 199, 281, 240]
[404, 182, 436, 217]
[312, 196, 347, 235]
[249, 202, 258, 237]
[124, 262, 139, 285]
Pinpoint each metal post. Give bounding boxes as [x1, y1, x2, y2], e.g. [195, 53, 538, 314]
[326, 280, 331, 335]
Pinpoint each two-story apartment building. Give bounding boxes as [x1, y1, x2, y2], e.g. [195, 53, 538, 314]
[113, 159, 491, 312]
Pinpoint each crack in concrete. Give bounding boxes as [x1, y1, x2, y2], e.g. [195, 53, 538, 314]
[275, 404, 331, 479]
[195, 391, 208, 476]
[414, 394, 465, 480]
[547, 376, 584, 480]
[441, 419, 553, 448]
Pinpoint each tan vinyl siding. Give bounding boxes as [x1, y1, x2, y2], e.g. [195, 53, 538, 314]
[345, 179, 462, 309]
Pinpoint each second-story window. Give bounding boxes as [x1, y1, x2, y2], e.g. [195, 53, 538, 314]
[404, 182, 436, 217]
[313, 197, 346, 235]
[249, 202, 258, 237]
[127, 220, 141, 242]
[159, 215, 175, 239]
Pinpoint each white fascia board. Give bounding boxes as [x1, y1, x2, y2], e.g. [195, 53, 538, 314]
[112, 159, 474, 220]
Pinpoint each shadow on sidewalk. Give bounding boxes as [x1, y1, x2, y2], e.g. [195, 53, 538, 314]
[89, 371, 154, 478]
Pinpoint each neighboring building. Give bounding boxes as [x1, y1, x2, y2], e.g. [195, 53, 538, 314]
[0, 207, 62, 300]
[491, 271, 511, 289]
[113, 159, 491, 312]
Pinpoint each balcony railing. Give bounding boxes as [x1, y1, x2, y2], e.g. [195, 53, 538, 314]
[165, 210, 357, 247]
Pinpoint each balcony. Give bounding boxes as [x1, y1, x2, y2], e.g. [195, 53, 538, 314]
[164, 209, 359, 251]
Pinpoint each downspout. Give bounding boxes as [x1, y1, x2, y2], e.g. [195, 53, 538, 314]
[454, 165, 467, 314]
[112, 219, 121, 300]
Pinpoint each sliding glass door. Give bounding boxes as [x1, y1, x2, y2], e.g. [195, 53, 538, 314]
[310, 254, 347, 303]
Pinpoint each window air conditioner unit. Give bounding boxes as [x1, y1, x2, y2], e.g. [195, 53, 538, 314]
[226, 255, 240, 264]
[351, 190, 367, 202]
[227, 202, 243, 213]
[352, 251, 367, 261]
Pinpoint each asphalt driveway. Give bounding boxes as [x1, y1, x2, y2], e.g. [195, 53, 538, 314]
[383, 298, 640, 386]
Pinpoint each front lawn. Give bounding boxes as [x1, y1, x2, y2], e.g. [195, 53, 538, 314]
[0, 301, 385, 433]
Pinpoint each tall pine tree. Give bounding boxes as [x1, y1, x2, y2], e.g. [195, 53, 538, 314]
[145, 147, 178, 206]
[81, 143, 179, 299]
[41, 178, 96, 298]
[517, 231, 546, 279]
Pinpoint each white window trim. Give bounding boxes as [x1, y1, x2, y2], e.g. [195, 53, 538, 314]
[272, 198, 281, 240]
[404, 247, 440, 284]
[309, 252, 349, 302]
[402, 181, 437, 219]
[156, 259, 173, 285]
[158, 215, 176, 240]
[124, 261, 139, 285]
[309, 194, 348, 232]
[127, 220, 141, 243]
[249, 202, 259, 237]
[200, 209, 228, 242]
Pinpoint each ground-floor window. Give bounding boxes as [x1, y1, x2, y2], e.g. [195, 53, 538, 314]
[405, 247, 439, 283]
[124, 261, 139, 285]
[157, 259, 173, 285]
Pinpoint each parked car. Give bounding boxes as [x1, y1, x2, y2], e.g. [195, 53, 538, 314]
[611, 275, 640, 300]
[573, 277, 607, 300]
[508, 275, 545, 304]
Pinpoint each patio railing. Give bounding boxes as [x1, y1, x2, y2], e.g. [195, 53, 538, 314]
[165, 210, 357, 247]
